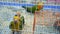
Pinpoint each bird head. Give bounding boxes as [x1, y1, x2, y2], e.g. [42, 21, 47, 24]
[13, 15, 20, 23]
[37, 2, 44, 11]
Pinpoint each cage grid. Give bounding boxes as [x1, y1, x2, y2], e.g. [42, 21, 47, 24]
[33, 10, 60, 34]
[0, 0, 60, 5]
[0, 0, 60, 34]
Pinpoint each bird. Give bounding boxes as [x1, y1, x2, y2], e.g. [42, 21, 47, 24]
[22, 2, 44, 13]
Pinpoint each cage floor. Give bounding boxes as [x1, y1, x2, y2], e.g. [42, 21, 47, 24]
[0, 6, 60, 34]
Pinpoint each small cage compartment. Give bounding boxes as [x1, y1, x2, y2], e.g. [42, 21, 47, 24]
[33, 10, 60, 34]
[0, 0, 60, 34]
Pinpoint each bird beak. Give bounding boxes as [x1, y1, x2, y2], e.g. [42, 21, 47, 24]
[14, 19, 18, 23]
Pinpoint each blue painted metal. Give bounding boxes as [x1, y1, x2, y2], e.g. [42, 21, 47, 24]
[0, 2, 60, 10]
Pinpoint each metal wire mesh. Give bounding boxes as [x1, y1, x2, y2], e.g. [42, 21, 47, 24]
[0, 0, 60, 34]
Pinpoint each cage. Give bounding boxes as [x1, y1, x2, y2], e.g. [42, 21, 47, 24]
[0, 0, 60, 34]
[33, 10, 60, 34]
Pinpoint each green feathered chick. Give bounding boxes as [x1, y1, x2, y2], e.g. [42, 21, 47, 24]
[9, 15, 25, 31]
[22, 2, 44, 13]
